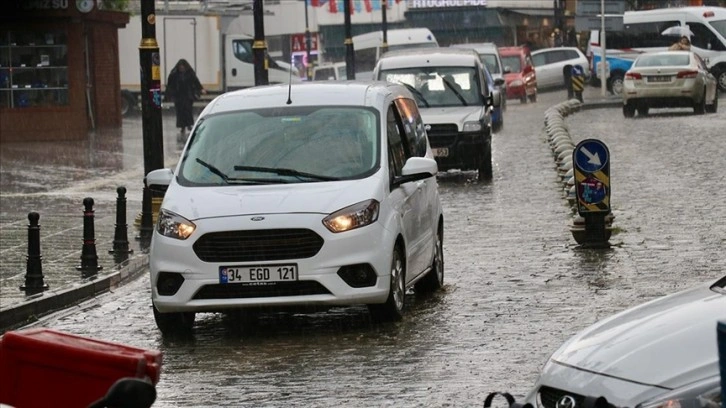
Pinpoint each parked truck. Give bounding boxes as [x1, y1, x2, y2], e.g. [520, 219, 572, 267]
[118, 14, 299, 116]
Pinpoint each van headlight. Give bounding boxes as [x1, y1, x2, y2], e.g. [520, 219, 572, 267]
[463, 121, 482, 132]
[323, 199, 379, 233]
[637, 376, 721, 408]
[156, 209, 196, 240]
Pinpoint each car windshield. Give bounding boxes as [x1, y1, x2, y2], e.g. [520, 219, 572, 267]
[379, 66, 482, 107]
[479, 53, 500, 74]
[501, 55, 522, 72]
[178, 106, 379, 186]
[634, 53, 690, 67]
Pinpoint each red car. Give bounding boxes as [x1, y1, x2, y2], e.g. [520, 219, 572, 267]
[499, 46, 538, 103]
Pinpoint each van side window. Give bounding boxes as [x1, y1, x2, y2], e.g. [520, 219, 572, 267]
[689, 23, 726, 51]
[232, 39, 253, 63]
[387, 105, 410, 180]
[618, 21, 680, 48]
[394, 98, 427, 157]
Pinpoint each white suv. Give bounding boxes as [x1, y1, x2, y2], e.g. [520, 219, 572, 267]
[146, 82, 444, 335]
[373, 48, 499, 180]
[531, 47, 590, 90]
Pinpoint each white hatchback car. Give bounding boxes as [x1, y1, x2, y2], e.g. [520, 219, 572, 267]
[146, 82, 444, 334]
[524, 274, 726, 407]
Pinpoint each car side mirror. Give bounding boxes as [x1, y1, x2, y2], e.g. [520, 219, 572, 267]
[494, 78, 505, 87]
[146, 168, 174, 188]
[488, 90, 501, 108]
[504, 66, 511, 74]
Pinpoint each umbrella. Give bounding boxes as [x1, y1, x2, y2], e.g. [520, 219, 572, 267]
[661, 25, 694, 37]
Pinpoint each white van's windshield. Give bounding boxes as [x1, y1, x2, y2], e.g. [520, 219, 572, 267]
[179, 107, 379, 185]
[379, 66, 482, 108]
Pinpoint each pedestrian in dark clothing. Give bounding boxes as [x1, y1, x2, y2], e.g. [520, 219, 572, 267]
[166, 59, 206, 134]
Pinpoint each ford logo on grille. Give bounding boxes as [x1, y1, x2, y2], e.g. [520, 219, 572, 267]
[556, 395, 576, 408]
[250, 216, 265, 221]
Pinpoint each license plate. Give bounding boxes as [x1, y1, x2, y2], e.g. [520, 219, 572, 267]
[648, 75, 671, 83]
[433, 147, 449, 157]
[219, 264, 298, 284]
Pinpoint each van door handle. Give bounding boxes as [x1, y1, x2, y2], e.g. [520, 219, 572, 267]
[232, 68, 237, 76]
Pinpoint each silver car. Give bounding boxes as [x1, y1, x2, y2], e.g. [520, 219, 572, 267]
[622, 50, 719, 117]
[524, 274, 726, 408]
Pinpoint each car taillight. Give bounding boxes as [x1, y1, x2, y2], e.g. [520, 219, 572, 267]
[625, 72, 642, 80]
[676, 70, 698, 79]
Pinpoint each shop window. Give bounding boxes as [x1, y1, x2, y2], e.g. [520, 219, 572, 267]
[0, 30, 68, 109]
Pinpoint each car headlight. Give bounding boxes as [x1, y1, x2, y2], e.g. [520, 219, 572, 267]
[637, 376, 721, 408]
[156, 209, 196, 240]
[323, 199, 379, 233]
[463, 121, 482, 132]
[510, 79, 524, 87]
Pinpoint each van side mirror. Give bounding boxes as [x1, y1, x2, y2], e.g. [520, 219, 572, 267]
[494, 78, 505, 87]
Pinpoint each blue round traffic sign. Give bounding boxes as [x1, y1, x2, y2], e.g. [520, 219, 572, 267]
[574, 139, 609, 173]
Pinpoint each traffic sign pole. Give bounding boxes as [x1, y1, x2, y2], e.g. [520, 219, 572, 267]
[572, 139, 612, 247]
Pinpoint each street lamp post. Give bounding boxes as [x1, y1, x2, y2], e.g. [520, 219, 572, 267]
[305, 0, 312, 81]
[344, 0, 355, 79]
[253, 0, 269, 86]
[381, 0, 388, 54]
[138, 0, 164, 245]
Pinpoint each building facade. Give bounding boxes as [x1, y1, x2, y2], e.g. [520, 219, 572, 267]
[1, 0, 128, 142]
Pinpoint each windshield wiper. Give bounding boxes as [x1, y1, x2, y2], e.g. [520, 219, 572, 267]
[196, 158, 231, 183]
[398, 82, 430, 107]
[440, 76, 468, 106]
[233, 165, 341, 181]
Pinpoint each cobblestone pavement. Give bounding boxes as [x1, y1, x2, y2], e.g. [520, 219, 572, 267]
[4, 87, 726, 407]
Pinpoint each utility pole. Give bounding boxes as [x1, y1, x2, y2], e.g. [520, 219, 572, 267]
[138, 0, 164, 245]
[305, 0, 312, 81]
[253, 0, 269, 86]
[381, 0, 388, 54]
[601, 0, 607, 97]
[344, 0, 355, 80]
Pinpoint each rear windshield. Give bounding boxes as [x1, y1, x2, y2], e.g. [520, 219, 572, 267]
[634, 53, 690, 67]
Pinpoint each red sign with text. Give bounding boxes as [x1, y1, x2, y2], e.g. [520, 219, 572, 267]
[291, 33, 319, 52]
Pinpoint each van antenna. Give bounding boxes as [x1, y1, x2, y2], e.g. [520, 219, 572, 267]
[286, 61, 293, 105]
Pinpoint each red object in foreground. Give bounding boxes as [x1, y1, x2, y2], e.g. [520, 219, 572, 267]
[0, 327, 162, 408]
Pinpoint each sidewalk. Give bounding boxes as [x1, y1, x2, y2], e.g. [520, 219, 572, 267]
[0, 87, 622, 332]
[0, 111, 186, 332]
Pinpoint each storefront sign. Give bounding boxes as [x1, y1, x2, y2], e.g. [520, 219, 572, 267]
[407, 0, 487, 8]
[17, 0, 70, 10]
[290, 33, 319, 53]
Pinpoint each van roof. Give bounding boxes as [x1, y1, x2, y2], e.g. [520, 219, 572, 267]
[204, 82, 406, 114]
[624, 6, 726, 19]
[353, 28, 437, 49]
[375, 48, 481, 70]
[451, 42, 500, 54]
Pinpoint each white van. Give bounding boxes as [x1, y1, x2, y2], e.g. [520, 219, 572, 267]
[588, 6, 726, 94]
[373, 48, 499, 180]
[353, 28, 438, 79]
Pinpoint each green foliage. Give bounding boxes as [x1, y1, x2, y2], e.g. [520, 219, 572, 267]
[100, 0, 129, 11]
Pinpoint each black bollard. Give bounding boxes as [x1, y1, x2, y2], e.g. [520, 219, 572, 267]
[110, 186, 133, 263]
[77, 197, 103, 278]
[137, 178, 153, 251]
[20, 212, 49, 294]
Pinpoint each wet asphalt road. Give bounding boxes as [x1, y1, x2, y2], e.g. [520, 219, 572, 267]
[18, 89, 726, 407]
